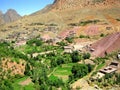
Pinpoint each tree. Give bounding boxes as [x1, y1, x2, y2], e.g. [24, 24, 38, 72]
[71, 51, 81, 62]
[24, 63, 31, 76]
[83, 53, 91, 59]
[87, 64, 94, 73]
[0, 80, 13, 90]
[56, 56, 64, 65]
[50, 59, 57, 68]
[71, 64, 88, 78]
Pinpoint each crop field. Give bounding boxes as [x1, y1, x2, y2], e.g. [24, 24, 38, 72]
[50, 63, 75, 82]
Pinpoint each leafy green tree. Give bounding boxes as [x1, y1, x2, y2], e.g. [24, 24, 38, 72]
[0, 80, 13, 90]
[63, 54, 72, 63]
[87, 64, 94, 73]
[71, 51, 81, 62]
[50, 59, 57, 68]
[56, 56, 64, 65]
[83, 53, 91, 59]
[71, 64, 88, 78]
[24, 63, 31, 76]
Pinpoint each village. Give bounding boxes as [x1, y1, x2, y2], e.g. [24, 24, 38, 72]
[0, 23, 120, 90]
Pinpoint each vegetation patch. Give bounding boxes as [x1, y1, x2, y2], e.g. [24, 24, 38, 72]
[93, 0, 105, 3]
[68, 20, 100, 26]
[116, 18, 120, 21]
[51, 63, 75, 81]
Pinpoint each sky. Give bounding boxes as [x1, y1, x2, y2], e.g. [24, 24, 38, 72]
[0, 0, 54, 16]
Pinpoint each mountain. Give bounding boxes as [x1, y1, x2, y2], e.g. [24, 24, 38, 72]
[0, 11, 4, 25]
[0, 0, 120, 39]
[0, 9, 21, 24]
[4, 9, 21, 23]
[18, 0, 120, 30]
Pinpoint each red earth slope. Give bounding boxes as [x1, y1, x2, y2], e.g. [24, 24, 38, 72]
[91, 32, 120, 57]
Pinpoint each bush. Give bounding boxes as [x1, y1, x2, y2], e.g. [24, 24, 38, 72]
[65, 37, 74, 43]
[27, 38, 43, 46]
[83, 53, 91, 59]
[79, 35, 90, 38]
[56, 41, 67, 46]
[100, 33, 104, 37]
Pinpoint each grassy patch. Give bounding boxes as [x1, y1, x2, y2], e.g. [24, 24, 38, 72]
[49, 74, 59, 81]
[12, 76, 35, 90]
[51, 63, 75, 81]
[23, 83, 35, 90]
[96, 63, 105, 71]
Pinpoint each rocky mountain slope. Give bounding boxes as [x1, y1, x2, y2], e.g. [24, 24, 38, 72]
[0, 9, 21, 24]
[52, 0, 120, 10]
[21, 0, 120, 27]
[0, 11, 5, 24]
[0, 0, 120, 40]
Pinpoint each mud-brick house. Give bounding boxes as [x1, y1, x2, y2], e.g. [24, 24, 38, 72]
[64, 46, 74, 53]
[92, 61, 120, 80]
[99, 61, 119, 74]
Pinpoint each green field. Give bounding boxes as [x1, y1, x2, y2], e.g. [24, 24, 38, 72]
[50, 63, 75, 82]
[12, 76, 35, 90]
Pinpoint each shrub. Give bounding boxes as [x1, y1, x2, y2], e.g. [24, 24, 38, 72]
[83, 53, 91, 59]
[100, 33, 104, 37]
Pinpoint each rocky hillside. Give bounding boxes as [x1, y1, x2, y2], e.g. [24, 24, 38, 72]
[52, 0, 120, 10]
[0, 0, 120, 40]
[0, 9, 21, 24]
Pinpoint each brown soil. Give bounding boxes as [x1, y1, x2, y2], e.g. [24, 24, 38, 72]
[84, 25, 100, 36]
[91, 32, 120, 57]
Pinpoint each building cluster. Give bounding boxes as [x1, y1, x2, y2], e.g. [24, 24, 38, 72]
[93, 61, 120, 79]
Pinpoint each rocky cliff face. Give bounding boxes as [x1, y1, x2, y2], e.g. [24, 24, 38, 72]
[52, 0, 120, 10]
[0, 9, 21, 24]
